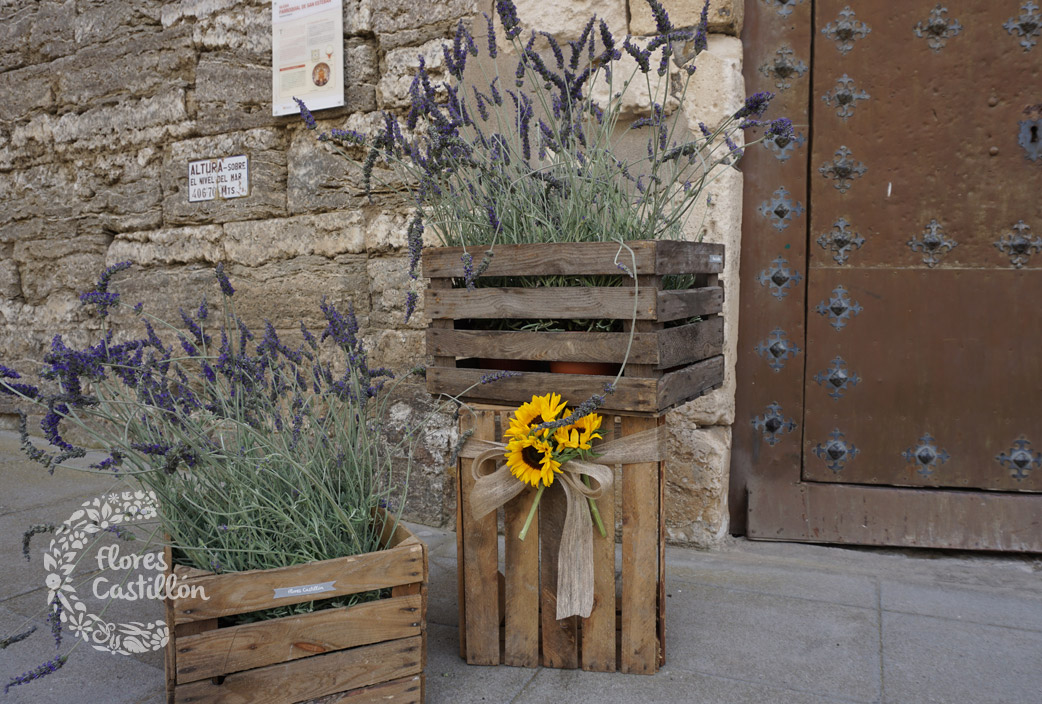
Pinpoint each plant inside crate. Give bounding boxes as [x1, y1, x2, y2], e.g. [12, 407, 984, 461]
[299, 0, 792, 328]
[0, 263, 446, 699]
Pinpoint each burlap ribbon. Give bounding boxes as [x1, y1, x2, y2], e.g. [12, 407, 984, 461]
[460, 425, 666, 620]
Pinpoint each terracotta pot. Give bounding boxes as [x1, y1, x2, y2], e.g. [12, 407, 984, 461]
[549, 360, 621, 376]
[477, 358, 544, 372]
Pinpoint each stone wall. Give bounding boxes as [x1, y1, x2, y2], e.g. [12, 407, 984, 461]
[0, 0, 745, 547]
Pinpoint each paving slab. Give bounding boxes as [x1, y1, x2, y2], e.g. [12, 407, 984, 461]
[665, 580, 882, 703]
[881, 578, 1042, 633]
[425, 623, 537, 703]
[881, 611, 1042, 704]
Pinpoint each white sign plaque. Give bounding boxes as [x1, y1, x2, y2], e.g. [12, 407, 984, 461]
[272, 0, 345, 117]
[188, 155, 250, 203]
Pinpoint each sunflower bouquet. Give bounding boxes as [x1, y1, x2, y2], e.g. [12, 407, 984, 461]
[503, 393, 607, 541]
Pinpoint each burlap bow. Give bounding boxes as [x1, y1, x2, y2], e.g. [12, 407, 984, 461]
[460, 425, 665, 619]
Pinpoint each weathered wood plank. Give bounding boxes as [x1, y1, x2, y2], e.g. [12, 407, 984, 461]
[423, 241, 661, 277]
[653, 240, 725, 275]
[427, 287, 656, 321]
[503, 485, 540, 664]
[657, 317, 724, 369]
[428, 367, 659, 413]
[656, 356, 725, 410]
[655, 287, 723, 322]
[298, 674, 422, 704]
[455, 449, 467, 660]
[426, 328, 662, 365]
[620, 415, 660, 674]
[582, 423, 617, 672]
[460, 411, 500, 665]
[171, 543, 424, 624]
[172, 635, 423, 704]
[539, 478, 579, 669]
[657, 415, 667, 668]
[175, 595, 422, 684]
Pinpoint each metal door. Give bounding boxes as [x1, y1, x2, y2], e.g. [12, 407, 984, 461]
[732, 0, 1042, 550]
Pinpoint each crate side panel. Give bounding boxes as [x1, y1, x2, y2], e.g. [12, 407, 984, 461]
[427, 287, 658, 321]
[426, 328, 661, 365]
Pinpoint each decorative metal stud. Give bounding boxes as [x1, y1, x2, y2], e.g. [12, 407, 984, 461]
[822, 74, 870, 120]
[813, 356, 861, 400]
[1004, 2, 1041, 52]
[763, 0, 805, 18]
[819, 146, 867, 193]
[914, 5, 963, 52]
[762, 129, 806, 162]
[757, 256, 803, 300]
[908, 219, 958, 267]
[758, 187, 805, 231]
[902, 434, 951, 477]
[821, 7, 871, 55]
[996, 436, 1042, 480]
[994, 220, 1042, 268]
[751, 402, 797, 446]
[817, 217, 865, 265]
[758, 46, 808, 92]
[1019, 117, 1042, 162]
[815, 285, 862, 330]
[755, 328, 801, 372]
[813, 429, 859, 472]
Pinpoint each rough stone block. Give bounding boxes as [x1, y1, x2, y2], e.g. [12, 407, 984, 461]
[370, 0, 474, 46]
[163, 129, 288, 225]
[195, 58, 275, 134]
[345, 0, 372, 35]
[164, 0, 271, 63]
[107, 225, 225, 267]
[368, 328, 426, 371]
[378, 39, 449, 110]
[29, 0, 77, 62]
[0, 259, 21, 300]
[0, 65, 55, 122]
[51, 90, 193, 153]
[74, 0, 166, 48]
[13, 234, 110, 304]
[222, 210, 369, 267]
[665, 423, 731, 546]
[347, 37, 380, 85]
[0, 4, 35, 72]
[367, 255, 425, 330]
[683, 34, 744, 129]
[629, 0, 743, 36]
[514, 0, 627, 41]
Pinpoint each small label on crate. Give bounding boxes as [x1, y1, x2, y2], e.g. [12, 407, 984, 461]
[709, 254, 723, 265]
[273, 580, 337, 599]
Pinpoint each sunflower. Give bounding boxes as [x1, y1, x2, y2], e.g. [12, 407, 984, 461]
[503, 392, 568, 441]
[505, 434, 562, 487]
[553, 412, 604, 451]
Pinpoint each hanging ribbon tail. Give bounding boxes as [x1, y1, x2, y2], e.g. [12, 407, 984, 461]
[468, 447, 527, 521]
[554, 460, 613, 620]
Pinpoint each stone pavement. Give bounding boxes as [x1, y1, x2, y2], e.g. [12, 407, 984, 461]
[1, 429, 1041, 703]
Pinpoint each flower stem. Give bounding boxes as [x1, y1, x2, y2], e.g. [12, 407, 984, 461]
[518, 484, 545, 541]
[583, 476, 607, 538]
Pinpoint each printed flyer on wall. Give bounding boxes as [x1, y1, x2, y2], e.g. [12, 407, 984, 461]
[272, 0, 344, 116]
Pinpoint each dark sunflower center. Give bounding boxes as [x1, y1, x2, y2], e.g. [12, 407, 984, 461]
[521, 446, 543, 471]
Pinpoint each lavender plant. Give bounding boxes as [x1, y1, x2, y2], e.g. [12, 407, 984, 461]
[0, 262, 444, 691]
[302, 0, 791, 283]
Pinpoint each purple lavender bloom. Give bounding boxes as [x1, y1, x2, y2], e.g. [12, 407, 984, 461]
[460, 252, 475, 289]
[697, 121, 713, 138]
[623, 37, 652, 73]
[495, 0, 521, 39]
[479, 369, 522, 384]
[541, 31, 564, 69]
[294, 97, 317, 130]
[766, 117, 794, 140]
[489, 77, 503, 105]
[647, 0, 674, 34]
[694, 0, 710, 55]
[133, 301, 144, 314]
[215, 263, 235, 297]
[197, 296, 208, 320]
[404, 291, 419, 323]
[325, 128, 366, 145]
[483, 12, 497, 58]
[47, 597, 62, 650]
[406, 212, 424, 280]
[4, 654, 68, 694]
[568, 16, 596, 69]
[734, 91, 774, 119]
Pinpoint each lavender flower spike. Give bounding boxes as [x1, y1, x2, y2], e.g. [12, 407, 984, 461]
[294, 97, 317, 130]
[495, 0, 522, 39]
[214, 263, 235, 297]
[4, 655, 68, 694]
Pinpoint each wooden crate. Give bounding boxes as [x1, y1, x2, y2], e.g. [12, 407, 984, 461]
[424, 240, 725, 415]
[164, 518, 427, 704]
[455, 407, 666, 674]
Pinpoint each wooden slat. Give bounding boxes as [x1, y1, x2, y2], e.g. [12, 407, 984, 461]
[426, 328, 662, 365]
[657, 317, 725, 369]
[175, 595, 422, 684]
[427, 287, 657, 321]
[581, 423, 617, 672]
[653, 240, 725, 275]
[454, 450, 467, 660]
[655, 287, 723, 322]
[539, 477, 578, 669]
[171, 542, 424, 624]
[427, 278, 456, 368]
[501, 412, 540, 668]
[619, 415, 660, 674]
[172, 635, 423, 704]
[391, 542, 427, 704]
[298, 674, 421, 704]
[657, 415, 666, 668]
[460, 411, 500, 665]
[428, 367, 659, 413]
[164, 543, 178, 704]
[656, 356, 725, 410]
[423, 241, 661, 277]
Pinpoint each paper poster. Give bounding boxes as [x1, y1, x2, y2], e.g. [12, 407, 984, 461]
[272, 0, 344, 117]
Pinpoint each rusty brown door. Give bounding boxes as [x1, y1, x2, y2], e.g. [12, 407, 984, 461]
[733, 0, 1042, 550]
